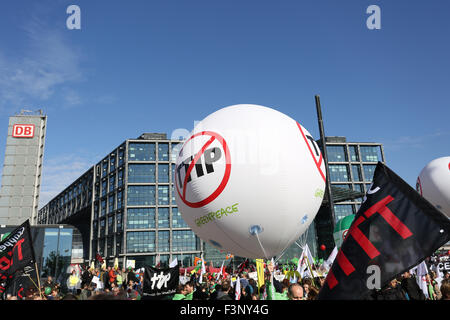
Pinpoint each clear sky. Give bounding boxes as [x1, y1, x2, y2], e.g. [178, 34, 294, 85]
[0, 0, 448, 208]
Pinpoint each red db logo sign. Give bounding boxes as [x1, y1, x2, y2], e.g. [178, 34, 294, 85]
[12, 124, 35, 138]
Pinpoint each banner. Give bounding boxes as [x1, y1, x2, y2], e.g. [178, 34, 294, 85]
[255, 259, 265, 289]
[0, 220, 35, 294]
[143, 265, 179, 296]
[318, 162, 450, 300]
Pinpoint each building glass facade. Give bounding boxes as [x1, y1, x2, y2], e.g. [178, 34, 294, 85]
[38, 133, 202, 269]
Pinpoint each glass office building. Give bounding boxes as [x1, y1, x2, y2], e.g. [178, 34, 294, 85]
[280, 136, 385, 261]
[38, 134, 385, 268]
[326, 137, 385, 223]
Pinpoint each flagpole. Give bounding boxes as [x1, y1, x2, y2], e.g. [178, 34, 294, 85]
[34, 262, 43, 299]
[304, 253, 317, 288]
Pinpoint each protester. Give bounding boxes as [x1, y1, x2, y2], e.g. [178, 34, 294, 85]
[440, 279, 450, 300]
[377, 279, 407, 300]
[401, 271, 425, 300]
[287, 283, 304, 300]
[67, 270, 80, 294]
[3, 253, 449, 301]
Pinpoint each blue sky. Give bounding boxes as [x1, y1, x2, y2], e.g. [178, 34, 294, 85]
[0, 0, 449, 207]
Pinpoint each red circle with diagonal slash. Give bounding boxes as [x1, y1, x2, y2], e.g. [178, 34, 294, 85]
[176, 131, 231, 208]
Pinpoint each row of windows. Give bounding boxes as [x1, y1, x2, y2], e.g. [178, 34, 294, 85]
[128, 164, 173, 183]
[327, 145, 383, 163]
[329, 164, 377, 182]
[127, 185, 176, 206]
[126, 230, 199, 253]
[128, 142, 181, 162]
[98, 148, 125, 178]
[127, 207, 188, 229]
[93, 207, 188, 237]
[93, 231, 200, 257]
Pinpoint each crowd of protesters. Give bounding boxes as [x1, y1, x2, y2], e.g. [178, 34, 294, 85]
[3, 261, 450, 300]
[4, 265, 145, 300]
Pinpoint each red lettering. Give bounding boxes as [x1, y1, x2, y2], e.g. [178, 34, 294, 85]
[326, 270, 339, 290]
[0, 256, 11, 271]
[349, 216, 380, 259]
[364, 195, 413, 239]
[14, 126, 23, 135]
[336, 251, 355, 276]
[23, 127, 32, 136]
[13, 238, 25, 261]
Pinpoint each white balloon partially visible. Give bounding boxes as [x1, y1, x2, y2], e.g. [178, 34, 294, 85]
[174, 104, 326, 259]
[416, 156, 450, 218]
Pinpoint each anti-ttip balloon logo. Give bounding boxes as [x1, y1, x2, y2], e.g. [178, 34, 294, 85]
[175, 131, 231, 208]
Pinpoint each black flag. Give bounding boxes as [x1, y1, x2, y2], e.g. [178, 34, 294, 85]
[142, 265, 179, 297]
[318, 162, 450, 300]
[0, 220, 36, 295]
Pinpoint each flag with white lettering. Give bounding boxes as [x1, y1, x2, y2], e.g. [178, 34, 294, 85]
[142, 265, 179, 297]
[318, 162, 450, 300]
[0, 220, 35, 295]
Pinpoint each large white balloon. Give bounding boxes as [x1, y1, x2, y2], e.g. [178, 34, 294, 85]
[174, 104, 326, 259]
[416, 156, 450, 218]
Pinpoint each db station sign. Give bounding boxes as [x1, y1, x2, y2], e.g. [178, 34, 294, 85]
[12, 124, 35, 138]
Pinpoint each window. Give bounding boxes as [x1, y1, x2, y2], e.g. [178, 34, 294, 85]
[158, 143, 169, 161]
[95, 184, 100, 200]
[94, 202, 99, 220]
[117, 212, 123, 232]
[102, 180, 107, 197]
[172, 207, 188, 228]
[352, 184, 364, 201]
[109, 174, 116, 193]
[127, 208, 156, 229]
[158, 231, 170, 252]
[158, 208, 170, 228]
[349, 145, 359, 162]
[327, 145, 347, 162]
[110, 154, 116, 172]
[158, 186, 169, 205]
[158, 164, 169, 183]
[99, 238, 105, 256]
[127, 186, 156, 205]
[353, 184, 364, 193]
[101, 199, 106, 217]
[329, 165, 350, 182]
[107, 236, 114, 256]
[118, 149, 124, 166]
[171, 144, 181, 162]
[126, 231, 155, 253]
[172, 231, 199, 252]
[92, 221, 98, 238]
[171, 185, 177, 205]
[118, 169, 124, 188]
[116, 234, 123, 255]
[108, 195, 115, 213]
[117, 191, 123, 209]
[108, 216, 115, 234]
[128, 143, 155, 161]
[128, 164, 155, 183]
[360, 146, 382, 162]
[363, 164, 377, 182]
[352, 165, 362, 182]
[100, 219, 106, 237]
[102, 161, 108, 177]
